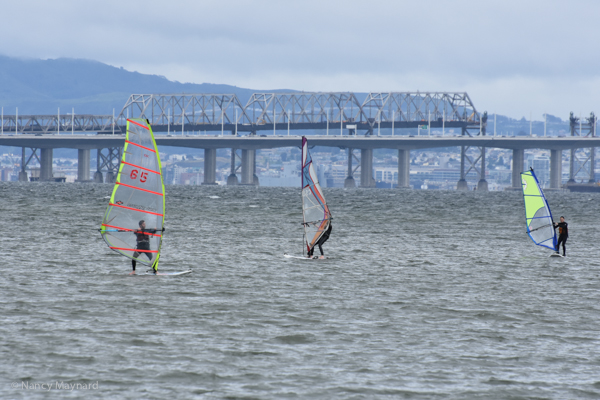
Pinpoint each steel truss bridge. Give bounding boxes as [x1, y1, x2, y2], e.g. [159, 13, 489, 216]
[0, 92, 483, 135]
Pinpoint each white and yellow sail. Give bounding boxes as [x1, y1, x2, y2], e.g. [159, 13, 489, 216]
[521, 168, 556, 251]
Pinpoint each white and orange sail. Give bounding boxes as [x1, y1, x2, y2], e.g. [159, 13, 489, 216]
[100, 119, 166, 270]
[301, 136, 332, 254]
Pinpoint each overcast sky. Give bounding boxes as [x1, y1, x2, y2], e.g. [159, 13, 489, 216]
[2, 0, 599, 119]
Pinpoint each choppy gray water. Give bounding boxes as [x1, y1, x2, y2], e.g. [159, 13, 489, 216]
[2, 182, 600, 399]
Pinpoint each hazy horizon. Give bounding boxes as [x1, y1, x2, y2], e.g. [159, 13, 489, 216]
[1, 0, 599, 119]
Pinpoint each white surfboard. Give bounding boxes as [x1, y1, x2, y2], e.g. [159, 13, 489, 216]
[549, 253, 564, 258]
[154, 269, 192, 276]
[135, 269, 193, 276]
[284, 254, 325, 260]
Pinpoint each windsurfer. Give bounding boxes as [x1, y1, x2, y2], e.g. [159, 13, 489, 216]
[307, 222, 332, 259]
[553, 216, 568, 256]
[130, 220, 164, 274]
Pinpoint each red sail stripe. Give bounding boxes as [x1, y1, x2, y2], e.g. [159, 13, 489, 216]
[125, 140, 156, 153]
[127, 119, 150, 130]
[109, 202, 164, 216]
[116, 181, 163, 196]
[110, 246, 158, 253]
[121, 161, 160, 174]
[101, 223, 162, 237]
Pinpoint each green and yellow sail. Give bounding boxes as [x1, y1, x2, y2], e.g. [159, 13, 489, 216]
[521, 168, 556, 251]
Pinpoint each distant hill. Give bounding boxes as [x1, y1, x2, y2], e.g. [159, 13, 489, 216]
[0, 55, 290, 115]
[0, 55, 571, 137]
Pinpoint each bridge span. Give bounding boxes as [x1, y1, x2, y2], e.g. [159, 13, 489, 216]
[1, 134, 599, 190]
[0, 92, 596, 190]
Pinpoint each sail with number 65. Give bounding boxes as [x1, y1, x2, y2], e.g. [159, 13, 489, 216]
[100, 118, 166, 271]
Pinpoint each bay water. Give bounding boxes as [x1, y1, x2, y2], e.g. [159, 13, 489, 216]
[2, 182, 600, 399]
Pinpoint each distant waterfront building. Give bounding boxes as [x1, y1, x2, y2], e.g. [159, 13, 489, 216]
[527, 156, 550, 187]
[260, 162, 301, 187]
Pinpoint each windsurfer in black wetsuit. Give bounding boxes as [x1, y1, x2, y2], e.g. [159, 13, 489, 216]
[130, 220, 164, 274]
[307, 221, 332, 259]
[553, 216, 568, 256]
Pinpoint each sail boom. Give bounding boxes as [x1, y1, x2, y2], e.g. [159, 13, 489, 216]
[109, 202, 164, 216]
[109, 247, 159, 253]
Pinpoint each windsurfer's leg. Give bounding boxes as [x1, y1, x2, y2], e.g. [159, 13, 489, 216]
[562, 237, 567, 256]
[132, 259, 136, 271]
[307, 247, 313, 257]
[318, 243, 324, 256]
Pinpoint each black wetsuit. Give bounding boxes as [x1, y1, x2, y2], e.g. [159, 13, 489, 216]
[553, 221, 568, 256]
[131, 228, 160, 271]
[308, 223, 332, 257]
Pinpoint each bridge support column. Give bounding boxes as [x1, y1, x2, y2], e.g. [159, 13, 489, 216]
[568, 148, 576, 185]
[477, 147, 488, 191]
[227, 149, 239, 185]
[550, 150, 562, 189]
[360, 149, 375, 188]
[511, 149, 524, 189]
[253, 154, 259, 185]
[94, 149, 103, 183]
[19, 147, 28, 182]
[40, 148, 53, 181]
[397, 149, 410, 188]
[202, 148, 217, 185]
[344, 148, 356, 188]
[456, 146, 468, 190]
[241, 149, 257, 186]
[76, 149, 91, 182]
[589, 147, 596, 183]
[105, 171, 116, 183]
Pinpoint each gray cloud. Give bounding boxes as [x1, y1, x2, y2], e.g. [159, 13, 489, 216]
[1, 0, 599, 118]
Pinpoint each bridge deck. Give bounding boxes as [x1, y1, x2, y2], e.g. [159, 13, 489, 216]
[0, 134, 599, 151]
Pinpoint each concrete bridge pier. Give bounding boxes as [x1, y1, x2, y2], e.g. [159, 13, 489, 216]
[589, 147, 596, 183]
[456, 146, 469, 190]
[344, 148, 356, 188]
[550, 149, 562, 189]
[241, 149, 258, 186]
[202, 148, 217, 185]
[105, 170, 116, 183]
[40, 148, 53, 181]
[227, 149, 239, 185]
[511, 149, 524, 189]
[567, 148, 576, 185]
[19, 147, 28, 181]
[94, 149, 103, 183]
[477, 147, 488, 191]
[397, 149, 410, 188]
[360, 149, 375, 187]
[76, 149, 91, 182]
